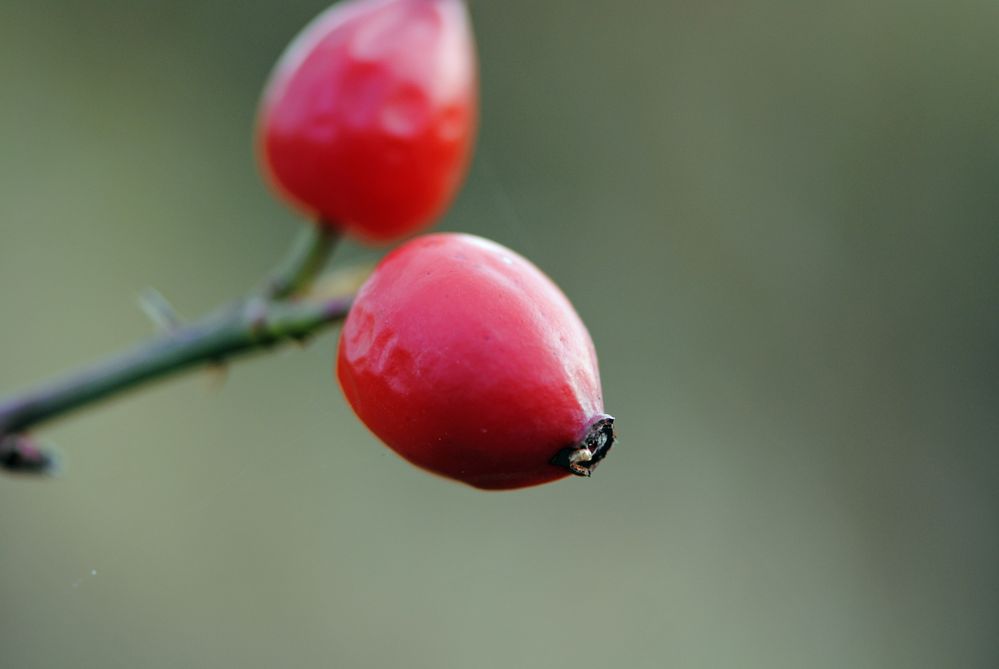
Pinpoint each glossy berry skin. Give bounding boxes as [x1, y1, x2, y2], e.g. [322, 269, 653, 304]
[258, 0, 477, 242]
[337, 234, 613, 490]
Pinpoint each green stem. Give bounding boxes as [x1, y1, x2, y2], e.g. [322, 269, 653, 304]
[263, 223, 340, 299]
[0, 226, 351, 475]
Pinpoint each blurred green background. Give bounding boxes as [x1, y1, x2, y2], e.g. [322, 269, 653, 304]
[2, 1, 997, 667]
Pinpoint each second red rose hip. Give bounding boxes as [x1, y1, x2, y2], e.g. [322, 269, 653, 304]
[258, 0, 478, 242]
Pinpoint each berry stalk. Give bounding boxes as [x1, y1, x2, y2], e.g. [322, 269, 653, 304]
[0, 226, 348, 475]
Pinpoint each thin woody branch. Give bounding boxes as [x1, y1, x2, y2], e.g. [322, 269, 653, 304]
[0, 226, 351, 475]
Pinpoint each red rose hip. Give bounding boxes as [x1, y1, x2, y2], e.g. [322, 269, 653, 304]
[258, 0, 477, 242]
[337, 233, 615, 490]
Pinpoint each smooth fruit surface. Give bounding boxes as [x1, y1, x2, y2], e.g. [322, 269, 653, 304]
[337, 233, 611, 490]
[258, 0, 477, 242]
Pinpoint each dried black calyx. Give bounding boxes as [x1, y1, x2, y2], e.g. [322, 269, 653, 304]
[550, 415, 616, 477]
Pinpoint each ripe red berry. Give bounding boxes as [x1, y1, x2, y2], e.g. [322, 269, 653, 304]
[337, 233, 614, 490]
[258, 0, 478, 242]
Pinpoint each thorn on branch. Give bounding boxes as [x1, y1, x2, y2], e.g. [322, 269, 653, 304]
[290, 331, 312, 346]
[205, 363, 229, 390]
[139, 287, 183, 332]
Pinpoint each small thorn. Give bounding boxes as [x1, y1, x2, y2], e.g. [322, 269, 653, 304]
[290, 331, 312, 347]
[205, 360, 229, 390]
[138, 287, 183, 333]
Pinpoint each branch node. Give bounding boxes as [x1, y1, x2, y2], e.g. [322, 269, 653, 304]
[0, 435, 60, 476]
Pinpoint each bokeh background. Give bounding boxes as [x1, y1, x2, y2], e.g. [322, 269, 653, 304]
[2, 1, 997, 667]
